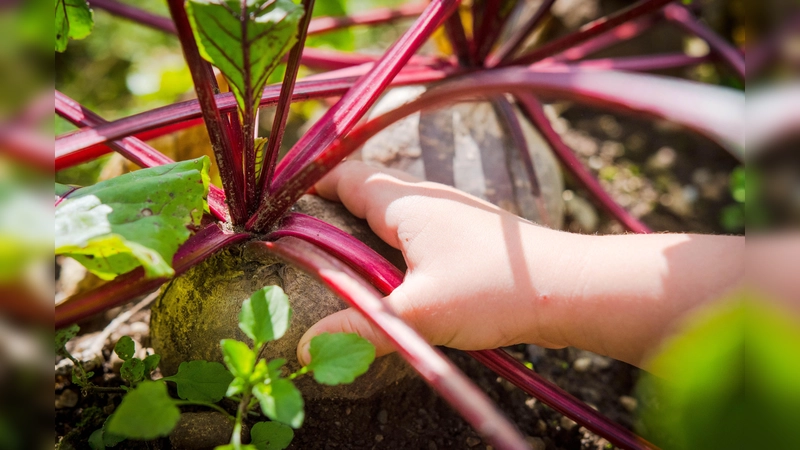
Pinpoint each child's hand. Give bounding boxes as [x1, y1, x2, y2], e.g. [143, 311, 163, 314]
[296, 161, 744, 369]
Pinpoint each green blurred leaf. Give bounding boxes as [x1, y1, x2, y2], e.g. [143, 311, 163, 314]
[215, 444, 257, 450]
[106, 382, 180, 439]
[102, 415, 125, 447]
[55, 324, 80, 355]
[239, 286, 292, 346]
[55, 157, 210, 280]
[88, 429, 104, 450]
[729, 166, 745, 203]
[221, 339, 255, 379]
[253, 379, 304, 428]
[55, 0, 94, 52]
[163, 360, 234, 403]
[121, 358, 146, 384]
[143, 354, 161, 374]
[186, 0, 303, 117]
[114, 336, 135, 361]
[306, 333, 375, 385]
[251, 421, 294, 450]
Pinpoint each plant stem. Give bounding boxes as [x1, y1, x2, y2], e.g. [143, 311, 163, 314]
[55, 67, 452, 164]
[54, 90, 230, 221]
[662, 3, 745, 82]
[249, 0, 462, 231]
[259, 66, 744, 227]
[513, 93, 652, 233]
[509, 0, 673, 66]
[260, 0, 316, 196]
[166, 0, 247, 224]
[443, 6, 473, 67]
[88, 0, 177, 33]
[486, 0, 556, 66]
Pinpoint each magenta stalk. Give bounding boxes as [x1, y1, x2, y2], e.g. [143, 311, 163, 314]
[487, 0, 557, 67]
[165, 0, 247, 224]
[255, 237, 530, 450]
[662, 3, 745, 82]
[257, 0, 462, 220]
[260, 0, 316, 195]
[55, 224, 249, 328]
[510, 0, 673, 66]
[88, 0, 177, 33]
[54, 90, 229, 221]
[258, 66, 743, 228]
[55, 67, 454, 163]
[514, 93, 651, 234]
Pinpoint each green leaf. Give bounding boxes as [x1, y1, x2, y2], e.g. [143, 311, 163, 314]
[267, 358, 286, 380]
[226, 376, 248, 398]
[306, 333, 375, 385]
[215, 444, 257, 450]
[88, 429, 104, 450]
[251, 421, 294, 450]
[55, 157, 210, 280]
[55, 0, 94, 52]
[239, 286, 292, 346]
[121, 358, 145, 384]
[185, 0, 304, 117]
[162, 360, 234, 403]
[106, 381, 180, 440]
[114, 336, 135, 361]
[221, 339, 255, 379]
[102, 416, 125, 447]
[55, 324, 80, 355]
[143, 354, 161, 374]
[253, 379, 304, 428]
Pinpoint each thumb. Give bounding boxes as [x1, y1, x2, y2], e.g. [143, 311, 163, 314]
[296, 286, 420, 365]
[296, 306, 399, 366]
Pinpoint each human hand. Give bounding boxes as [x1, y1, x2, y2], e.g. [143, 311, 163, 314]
[296, 160, 579, 365]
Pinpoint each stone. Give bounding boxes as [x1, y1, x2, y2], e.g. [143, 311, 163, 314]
[466, 436, 481, 447]
[619, 395, 639, 412]
[169, 412, 236, 449]
[377, 409, 388, 424]
[55, 389, 78, 409]
[525, 436, 546, 450]
[151, 195, 413, 400]
[560, 416, 577, 431]
[361, 87, 564, 229]
[573, 357, 592, 373]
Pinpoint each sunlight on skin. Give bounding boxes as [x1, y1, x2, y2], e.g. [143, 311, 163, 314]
[298, 161, 745, 371]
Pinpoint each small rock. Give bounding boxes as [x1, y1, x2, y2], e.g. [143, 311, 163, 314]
[466, 436, 481, 447]
[375, 434, 384, 443]
[169, 412, 235, 449]
[525, 397, 537, 409]
[377, 409, 388, 424]
[536, 420, 547, 434]
[55, 389, 79, 409]
[573, 357, 592, 373]
[560, 416, 577, 431]
[647, 147, 677, 170]
[619, 395, 638, 412]
[525, 436, 546, 450]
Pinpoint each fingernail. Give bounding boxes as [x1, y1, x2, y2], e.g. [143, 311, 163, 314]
[298, 340, 311, 366]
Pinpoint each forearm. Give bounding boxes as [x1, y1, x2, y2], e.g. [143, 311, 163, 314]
[523, 230, 745, 367]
